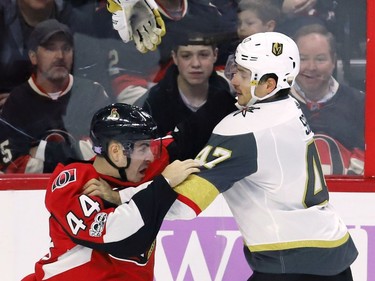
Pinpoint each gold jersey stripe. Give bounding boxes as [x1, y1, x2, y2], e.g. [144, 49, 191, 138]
[248, 232, 350, 252]
[174, 174, 219, 211]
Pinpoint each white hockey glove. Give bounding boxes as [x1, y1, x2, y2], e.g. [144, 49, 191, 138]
[131, 0, 166, 53]
[107, 0, 166, 53]
[108, 0, 136, 43]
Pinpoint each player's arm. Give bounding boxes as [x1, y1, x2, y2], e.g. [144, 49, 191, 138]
[46, 164, 174, 257]
[167, 132, 258, 219]
[166, 174, 220, 220]
[48, 160, 199, 258]
[81, 159, 201, 205]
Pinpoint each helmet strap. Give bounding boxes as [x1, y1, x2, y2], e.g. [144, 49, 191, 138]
[246, 83, 280, 107]
[103, 153, 130, 181]
[119, 156, 132, 181]
[245, 84, 259, 107]
[118, 167, 128, 181]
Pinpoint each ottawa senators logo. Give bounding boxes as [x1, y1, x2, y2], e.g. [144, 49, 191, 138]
[108, 108, 120, 120]
[272, 42, 283, 56]
[52, 169, 77, 191]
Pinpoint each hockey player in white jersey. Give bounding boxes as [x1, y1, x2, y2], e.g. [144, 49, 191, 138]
[86, 32, 358, 280]
[170, 32, 358, 280]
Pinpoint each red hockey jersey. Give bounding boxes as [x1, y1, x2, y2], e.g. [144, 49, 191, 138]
[22, 145, 178, 281]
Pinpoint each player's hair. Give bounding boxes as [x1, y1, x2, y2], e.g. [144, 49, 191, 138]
[259, 74, 290, 97]
[293, 24, 337, 61]
[237, 0, 281, 24]
[259, 73, 278, 84]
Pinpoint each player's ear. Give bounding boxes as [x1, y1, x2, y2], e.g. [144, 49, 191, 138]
[266, 77, 277, 93]
[108, 141, 122, 163]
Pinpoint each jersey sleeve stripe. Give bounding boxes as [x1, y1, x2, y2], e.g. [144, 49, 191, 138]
[174, 174, 219, 212]
[248, 232, 351, 252]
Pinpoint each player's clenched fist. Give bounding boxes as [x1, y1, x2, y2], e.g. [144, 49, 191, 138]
[107, 0, 166, 53]
[83, 178, 122, 205]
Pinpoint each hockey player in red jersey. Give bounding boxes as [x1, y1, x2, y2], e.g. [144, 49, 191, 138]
[21, 103, 200, 281]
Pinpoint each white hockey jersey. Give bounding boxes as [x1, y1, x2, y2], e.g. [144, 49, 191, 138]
[172, 95, 358, 275]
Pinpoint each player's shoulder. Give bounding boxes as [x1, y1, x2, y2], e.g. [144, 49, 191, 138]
[213, 97, 301, 136]
[48, 162, 97, 189]
[45, 162, 99, 213]
[52, 161, 95, 175]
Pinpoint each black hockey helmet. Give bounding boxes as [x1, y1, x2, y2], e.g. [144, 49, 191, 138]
[90, 103, 158, 156]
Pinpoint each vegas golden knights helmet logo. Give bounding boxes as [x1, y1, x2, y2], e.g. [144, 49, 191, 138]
[272, 42, 283, 56]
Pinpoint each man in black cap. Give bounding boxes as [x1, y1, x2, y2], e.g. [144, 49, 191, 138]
[0, 0, 97, 112]
[27, 18, 74, 53]
[0, 19, 110, 174]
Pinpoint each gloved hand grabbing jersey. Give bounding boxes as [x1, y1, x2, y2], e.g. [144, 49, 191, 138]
[107, 0, 166, 53]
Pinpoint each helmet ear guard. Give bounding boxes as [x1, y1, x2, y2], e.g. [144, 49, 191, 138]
[233, 32, 300, 106]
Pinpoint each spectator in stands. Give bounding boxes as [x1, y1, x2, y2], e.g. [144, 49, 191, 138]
[155, 0, 238, 69]
[155, 0, 237, 70]
[236, 0, 281, 41]
[290, 23, 365, 175]
[275, 0, 337, 37]
[0, 19, 110, 174]
[0, 0, 98, 111]
[141, 32, 237, 154]
[280, 0, 317, 17]
[222, 0, 281, 91]
[95, 0, 237, 105]
[225, 0, 281, 62]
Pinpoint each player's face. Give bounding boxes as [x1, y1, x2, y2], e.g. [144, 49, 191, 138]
[295, 33, 336, 101]
[29, 33, 73, 83]
[230, 64, 254, 106]
[237, 10, 273, 40]
[124, 140, 155, 183]
[172, 45, 217, 87]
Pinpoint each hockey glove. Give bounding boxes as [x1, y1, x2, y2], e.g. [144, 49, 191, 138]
[107, 0, 166, 53]
[132, 0, 166, 53]
[107, 0, 138, 43]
